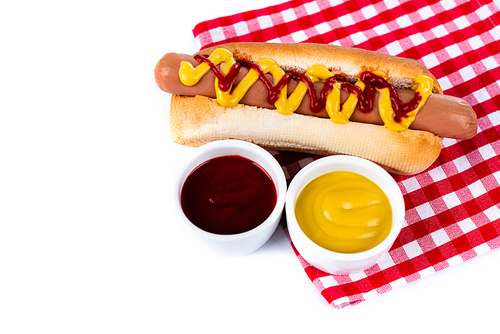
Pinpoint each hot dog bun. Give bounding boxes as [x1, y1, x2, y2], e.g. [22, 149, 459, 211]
[166, 42, 450, 175]
[171, 94, 442, 175]
[197, 42, 443, 94]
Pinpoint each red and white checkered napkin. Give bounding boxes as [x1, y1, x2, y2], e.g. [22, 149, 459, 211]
[192, 0, 500, 308]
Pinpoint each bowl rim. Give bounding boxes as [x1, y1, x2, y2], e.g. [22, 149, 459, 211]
[285, 155, 405, 262]
[173, 139, 287, 241]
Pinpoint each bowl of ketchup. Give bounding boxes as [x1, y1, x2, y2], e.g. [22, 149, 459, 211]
[286, 155, 405, 275]
[173, 140, 287, 257]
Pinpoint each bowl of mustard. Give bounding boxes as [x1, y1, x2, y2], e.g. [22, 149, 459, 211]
[286, 155, 405, 275]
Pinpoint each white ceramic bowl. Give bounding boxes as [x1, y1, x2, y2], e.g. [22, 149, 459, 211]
[286, 155, 405, 275]
[173, 140, 287, 257]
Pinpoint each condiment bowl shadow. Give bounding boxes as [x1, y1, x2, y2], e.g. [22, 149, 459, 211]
[173, 140, 287, 257]
[286, 155, 405, 275]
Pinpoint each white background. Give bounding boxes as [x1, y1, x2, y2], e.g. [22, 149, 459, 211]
[1, 0, 500, 333]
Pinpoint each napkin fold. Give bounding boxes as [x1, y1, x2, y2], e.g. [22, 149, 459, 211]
[191, 0, 500, 308]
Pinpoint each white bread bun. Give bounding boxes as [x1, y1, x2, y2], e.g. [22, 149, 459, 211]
[170, 95, 442, 175]
[198, 42, 443, 94]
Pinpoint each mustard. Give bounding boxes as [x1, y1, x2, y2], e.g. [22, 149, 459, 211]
[179, 48, 434, 132]
[327, 78, 366, 124]
[375, 73, 434, 132]
[294, 171, 393, 253]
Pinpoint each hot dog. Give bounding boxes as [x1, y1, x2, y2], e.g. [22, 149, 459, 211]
[155, 42, 477, 175]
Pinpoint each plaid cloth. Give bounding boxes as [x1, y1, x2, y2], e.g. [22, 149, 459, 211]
[191, 0, 500, 308]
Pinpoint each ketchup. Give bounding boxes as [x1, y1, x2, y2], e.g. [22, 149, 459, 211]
[180, 155, 277, 235]
[194, 54, 422, 121]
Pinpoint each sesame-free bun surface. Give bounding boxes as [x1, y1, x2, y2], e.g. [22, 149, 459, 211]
[198, 42, 443, 94]
[170, 95, 442, 175]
